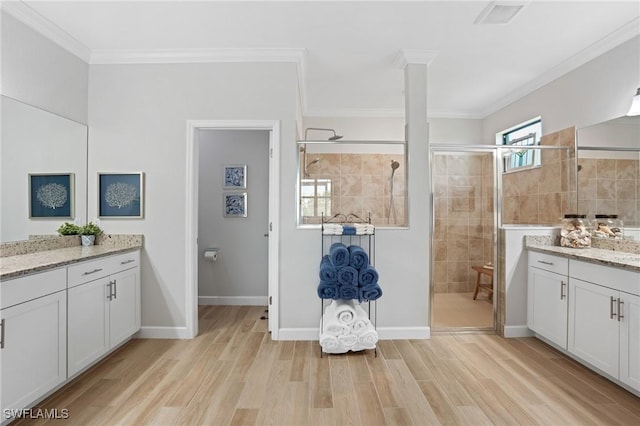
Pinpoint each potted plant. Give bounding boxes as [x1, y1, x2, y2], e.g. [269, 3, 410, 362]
[79, 222, 103, 246]
[57, 222, 81, 236]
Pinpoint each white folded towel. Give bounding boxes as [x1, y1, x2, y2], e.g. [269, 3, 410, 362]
[322, 224, 344, 235]
[329, 299, 356, 325]
[319, 334, 343, 353]
[357, 329, 378, 348]
[338, 334, 358, 348]
[351, 304, 371, 335]
[325, 322, 350, 336]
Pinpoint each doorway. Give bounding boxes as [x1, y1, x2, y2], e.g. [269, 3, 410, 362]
[430, 147, 497, 332]
[186, 120, 280, 339]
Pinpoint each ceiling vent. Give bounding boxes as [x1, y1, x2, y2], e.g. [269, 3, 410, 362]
[474, 2, 526, 25]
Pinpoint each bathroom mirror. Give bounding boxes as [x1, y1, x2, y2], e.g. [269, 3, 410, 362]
[297, 140, 408, 228]
[576, 116, 640, 232]
[1, 96, 88, 242]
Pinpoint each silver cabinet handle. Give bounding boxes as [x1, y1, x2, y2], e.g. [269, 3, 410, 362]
[0, 318, 5, 349]
[610, 296, 617, 319]
[120, 259, 135, 265]
[537, 260, 553, 266]
[83, 268, 103, 276]
[107, 281, 113, 300]
[560, 280, 566, 300]
[113, 280, 117, 300]
[618, 298, 624, 322]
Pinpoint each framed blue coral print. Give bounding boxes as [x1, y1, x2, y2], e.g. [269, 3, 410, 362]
[98, 172, 144, 218]
[29, 173, 74, 218]
[223, 164, 247, 189]
[224, 192, 247, 218]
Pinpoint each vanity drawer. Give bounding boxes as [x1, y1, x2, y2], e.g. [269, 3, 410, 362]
[67, 251, 139, 288]
[1, 268, 66, 309]
[570, 259, 640, 296]
[529, 251, 569, 276]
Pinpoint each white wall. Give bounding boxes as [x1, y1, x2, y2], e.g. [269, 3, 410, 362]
[1, 11, 88, 124]
[302, 116, 483, 144]
[197, 129, 270, 305]
[482, 36, 640, 142]
[88, 62, 297, 331]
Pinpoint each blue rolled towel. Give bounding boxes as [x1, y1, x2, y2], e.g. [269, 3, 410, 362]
[358, 266, 379, 287]
[319, 255, 338, 282]
[342, 225, 356, 235]
[337, 266, 358, 286]
[348, 245, 369, 270]
[317, 281, 339, 299]
[339, 284, 359, 300]
[329, 242, 349, 268]
[360, 283, 383, 301]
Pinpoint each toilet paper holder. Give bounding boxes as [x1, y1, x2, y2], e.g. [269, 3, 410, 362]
[204, 248, 218, 262]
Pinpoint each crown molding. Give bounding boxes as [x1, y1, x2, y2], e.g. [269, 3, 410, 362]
[479, 16, 640, 118]
[89, 47, 306, 65]
[1, 0, 91, 62]
[394, 49, 439, 68]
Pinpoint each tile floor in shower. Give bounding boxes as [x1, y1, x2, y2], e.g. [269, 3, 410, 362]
[432, 292, 493, 329]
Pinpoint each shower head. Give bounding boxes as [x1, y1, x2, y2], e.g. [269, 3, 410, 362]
[391, 160, 400, 170]
[304, 158, 320, 178]
[304, 127, 342, 141]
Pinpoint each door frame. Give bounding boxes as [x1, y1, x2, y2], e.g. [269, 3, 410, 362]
[185, 120, 280, 339]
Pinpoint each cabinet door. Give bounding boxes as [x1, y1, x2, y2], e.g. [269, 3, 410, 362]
[0, 291, 66, 414]
[568, 278, 619, 378]
[619, 293, 640, 393]
[109, 267, 140, 347]
[527, 267, 568, 348]
[67, 277, 110, 377]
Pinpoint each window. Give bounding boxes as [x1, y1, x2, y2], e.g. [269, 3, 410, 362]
[300, 178, 332, 220]
[498, 117, 542, 172]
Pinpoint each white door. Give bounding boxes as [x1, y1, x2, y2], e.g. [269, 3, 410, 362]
[109, 268, 140, 346]
[0, 291, 66, 414]
[568, 278, 619, 378]
[68, 277, 110, 377]
[620, 292, 640, 392]
[527, 267, 568, 349]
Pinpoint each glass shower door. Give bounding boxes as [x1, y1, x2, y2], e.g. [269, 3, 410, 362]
[430, 148, 497, 331]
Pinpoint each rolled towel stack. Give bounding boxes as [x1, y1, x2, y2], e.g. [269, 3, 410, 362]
[317, 243, 383, 302]
[319, 300, 378, 354]
[321, 223, 375, 235]
[322, 224, 344, 235]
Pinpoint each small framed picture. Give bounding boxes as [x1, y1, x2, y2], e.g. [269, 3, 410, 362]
[98, 172, 144, 218]
[223, 164, 247, 189]
[223, 192, 247, 218]
[29, 173, 74, 219]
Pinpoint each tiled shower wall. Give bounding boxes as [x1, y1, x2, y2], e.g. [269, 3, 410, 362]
[301, 153, 406, 226]
[577, 158, 639, 227]
[432, 152, 494, 294]
[502, 127, 577, 225]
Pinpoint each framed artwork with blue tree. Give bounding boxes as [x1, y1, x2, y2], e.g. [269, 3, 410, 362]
[98, 172, 144, 218]
[29, 173, 74, 218]
[224, 192, 247, 217]
[223, 164, 247, 189]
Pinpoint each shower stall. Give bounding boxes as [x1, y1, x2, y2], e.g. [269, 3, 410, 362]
[430, 147, 498, 331]
[430, 142, 577, 332]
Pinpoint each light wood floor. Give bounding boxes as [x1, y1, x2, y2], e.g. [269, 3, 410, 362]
[432, 292, 493, 329]
[17, 305, 640, 426]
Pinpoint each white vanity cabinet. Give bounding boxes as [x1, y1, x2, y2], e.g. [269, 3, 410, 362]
[527, 251, 569, 349]
[67, 251, 140, 377]
[568, 259, 640, 393]
[0, 268, 67, 417]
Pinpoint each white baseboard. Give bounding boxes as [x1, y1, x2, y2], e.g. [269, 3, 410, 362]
[277, 326, 431, 341]
[198, 296, 267, 306]
[136, 326, 192, 339]
[503, 325, 534, 338]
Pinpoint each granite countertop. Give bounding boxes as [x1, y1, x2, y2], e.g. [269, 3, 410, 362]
[0, 241, 142, 280]
[525, 236, 640, 272]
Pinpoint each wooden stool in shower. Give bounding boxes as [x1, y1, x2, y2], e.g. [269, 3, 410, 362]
[472, 265, 493, 300]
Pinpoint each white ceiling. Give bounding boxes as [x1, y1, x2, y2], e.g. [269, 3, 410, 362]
[7, 1, 640, 118]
